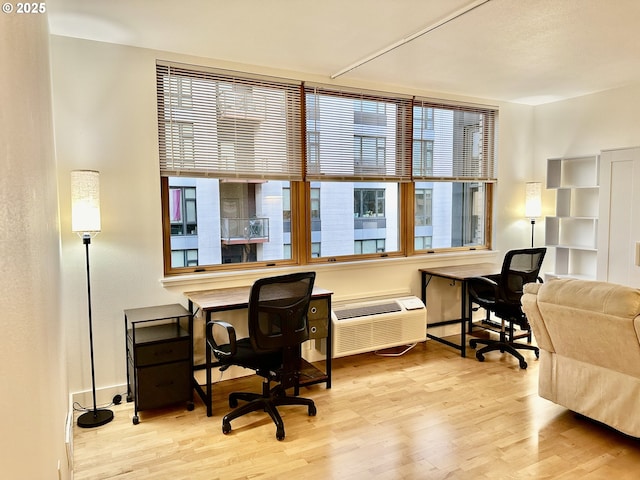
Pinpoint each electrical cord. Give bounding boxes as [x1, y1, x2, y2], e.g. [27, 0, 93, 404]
[72, 391, 127, 412]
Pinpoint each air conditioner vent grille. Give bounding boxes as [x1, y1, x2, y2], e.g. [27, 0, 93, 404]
[334, 302, 401, 320]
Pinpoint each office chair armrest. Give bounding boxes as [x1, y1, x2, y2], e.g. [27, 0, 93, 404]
[206, 320, 237, 357]
[467, 275, 499, 305]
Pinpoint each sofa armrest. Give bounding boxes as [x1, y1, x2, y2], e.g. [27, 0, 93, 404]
[521, 284, 555, 353]
[523, 282, 542, 295]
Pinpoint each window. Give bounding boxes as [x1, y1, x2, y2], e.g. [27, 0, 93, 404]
[412, 100, 496, 251]
[415, 188, 432, 226]
[413, 140, 433, 177]
[307, 131, 320, 174]
[303, 85, 410, 262]
[157, 63, 302, 273]
[355, 239, 386, 254]
[415, 236, 432, 250]
[354, 188, 385, 218]
[169, 186, 197, 235]
[172, 249, 198, 267]
[354, 135, 386, 175]
[310, 188, 320, 219]
[157, 63, 496, 275]
[414, 106, 434, 130]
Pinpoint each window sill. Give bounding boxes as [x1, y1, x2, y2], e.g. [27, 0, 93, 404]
[160, 249, 500, 291]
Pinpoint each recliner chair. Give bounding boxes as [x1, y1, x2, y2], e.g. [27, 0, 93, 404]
[467, 248, 546, 369]
[206, 272, 317, 440]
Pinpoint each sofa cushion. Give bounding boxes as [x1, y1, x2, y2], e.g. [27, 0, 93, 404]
[533, 278, 640, 378]
[537, 277, 640, 319]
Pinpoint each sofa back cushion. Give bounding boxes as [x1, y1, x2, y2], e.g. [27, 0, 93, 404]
[528, 278, 640, 378]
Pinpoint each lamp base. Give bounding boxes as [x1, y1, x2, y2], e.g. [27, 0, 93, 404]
[77, 408, 114, 428]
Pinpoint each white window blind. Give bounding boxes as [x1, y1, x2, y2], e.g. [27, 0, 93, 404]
[157, 62, 304, 180]
[304, 84, 413, 182]
[412, 98, 497, 181]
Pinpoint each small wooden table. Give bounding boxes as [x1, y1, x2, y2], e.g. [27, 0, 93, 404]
[185, 285, 333, 417]
[420, 263, 498, 357]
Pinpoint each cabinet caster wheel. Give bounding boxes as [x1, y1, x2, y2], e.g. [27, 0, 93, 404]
[132, 415, 139, 425]
[187, 401, 195, 411]
[222, 421, 231, 435]
[276, 427, 285, 441]
[475, 351, 485, 362]
[308, 404, 317, 416]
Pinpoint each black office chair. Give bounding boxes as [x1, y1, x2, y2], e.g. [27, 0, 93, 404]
[206, 272, 317, 440]
[467, 248, 546, 369]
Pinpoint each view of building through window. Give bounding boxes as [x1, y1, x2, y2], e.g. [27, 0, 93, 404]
[158, 64, 493, 272]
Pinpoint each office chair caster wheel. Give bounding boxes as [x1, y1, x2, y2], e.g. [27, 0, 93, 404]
[469, 339, 478, 349]
[276, 427, 285, 441]
[222, 421, 231, 435]
[475, 351, 485, 362]
[229, 398, 238, 408]
[308, 404, 317, 416]
[519, 360, 528, 369]
[534, 349, 540, 359]
[132, 415, 139, 425]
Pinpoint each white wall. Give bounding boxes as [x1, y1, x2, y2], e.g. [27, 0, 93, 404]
[533, 83, 640, 273]
[49, 35, 540, 404]
[1, 13, 69, 480]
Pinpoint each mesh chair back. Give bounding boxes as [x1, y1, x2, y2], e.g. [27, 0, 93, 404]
[500, 248, 546, 304]
[248, 272, 316, 353]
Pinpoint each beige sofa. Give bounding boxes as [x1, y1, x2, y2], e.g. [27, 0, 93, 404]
[521, 277, 640, 437]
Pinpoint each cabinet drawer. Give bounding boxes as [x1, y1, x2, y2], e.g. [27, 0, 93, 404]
[136, 361, 191, 411]
[135, 338, 190, 367]
[308, 299, 328, 320]
[308, 299, 328, 339]
[308, 318, 328, 339]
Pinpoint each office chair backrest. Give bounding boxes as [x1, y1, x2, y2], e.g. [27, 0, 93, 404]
[248, 272, 316, 353]
[500, 248, 546, 304]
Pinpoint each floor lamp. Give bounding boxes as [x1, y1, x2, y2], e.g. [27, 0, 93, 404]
[525, 182, 542, 248]
[71, 170, 114, 428]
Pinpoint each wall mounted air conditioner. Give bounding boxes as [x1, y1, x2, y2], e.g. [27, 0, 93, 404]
[332, 296, 427, 358]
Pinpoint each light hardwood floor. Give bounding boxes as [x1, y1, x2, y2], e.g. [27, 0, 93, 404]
[73, 340, 640, 479]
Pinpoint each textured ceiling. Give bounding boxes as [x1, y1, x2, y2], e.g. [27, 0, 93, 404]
[47, 0, 640, 105]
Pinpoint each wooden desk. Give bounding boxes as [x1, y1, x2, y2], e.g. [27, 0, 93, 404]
[185, 285, 333, 417]
[420, 263, 498, 357]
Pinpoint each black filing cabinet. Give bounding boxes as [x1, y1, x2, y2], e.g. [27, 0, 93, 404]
[124, 304, 194, 424]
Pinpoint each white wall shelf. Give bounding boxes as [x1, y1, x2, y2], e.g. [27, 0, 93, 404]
[545, 155, 600, 280]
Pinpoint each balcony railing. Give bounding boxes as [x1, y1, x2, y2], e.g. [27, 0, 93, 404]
[354, 217, 386, 229]
[221, 217, 269, 245]
[218, 91, 266, 122]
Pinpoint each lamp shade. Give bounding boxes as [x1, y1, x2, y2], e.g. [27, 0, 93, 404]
[525, 182, 542, 218]
[71, 170, 101, 233]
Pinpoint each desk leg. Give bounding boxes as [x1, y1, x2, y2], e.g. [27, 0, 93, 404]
[460, 282, 467, 358]
[326, 296, 332, 389]
[205, 311, 213, 417]
[188, 303, 213, 417]
[424, 275, 466, 358]
[421, 272, 429, 305]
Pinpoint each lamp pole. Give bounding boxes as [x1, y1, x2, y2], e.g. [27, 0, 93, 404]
[72, 170, 114, 428]
[76, 234, 114, 428]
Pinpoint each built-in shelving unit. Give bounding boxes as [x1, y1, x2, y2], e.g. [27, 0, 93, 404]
[545, 155, 600, 280]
